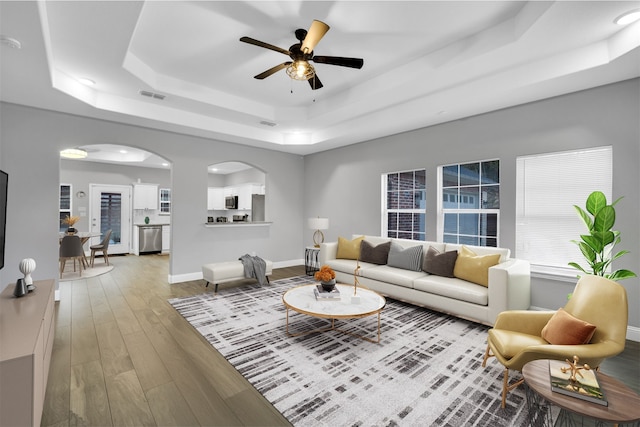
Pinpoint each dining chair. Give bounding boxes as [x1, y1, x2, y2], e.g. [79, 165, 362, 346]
[90, 229, 112, 267]
[59, 235, 85, 278]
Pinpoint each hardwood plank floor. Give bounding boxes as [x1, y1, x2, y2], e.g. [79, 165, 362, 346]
[42, 254, 640, 426]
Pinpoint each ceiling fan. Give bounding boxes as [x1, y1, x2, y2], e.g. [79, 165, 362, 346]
[240, 20, 364, 90]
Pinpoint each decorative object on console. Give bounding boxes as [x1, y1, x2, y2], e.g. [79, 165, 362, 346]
[61, 215, 80, 234]
[144, 216, 150, 224]
[308, 217, 329, 247]
[18, 257, 36, 291]
[13, 277, 27, 297]
[549, 357, 607, 406]
[569, 190, 637, 282]
[314, 264, 336, 291]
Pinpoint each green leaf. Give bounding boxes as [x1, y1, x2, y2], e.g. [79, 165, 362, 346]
[611, 196, 623, 207]
[568, 262, 588, 274]
[573, 205, 593, 230]
[611, 250, 630, 261]
[581, 235, 603, 253]
[608, 270, 638, 280]
[593, 205, 615, 232]
[577, 241, 597, 262]
[586, 191, 607, 216]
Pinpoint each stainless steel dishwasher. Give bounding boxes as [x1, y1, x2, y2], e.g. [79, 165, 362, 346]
[139, 225, 162, 254]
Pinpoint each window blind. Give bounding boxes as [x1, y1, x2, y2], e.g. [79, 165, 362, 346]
[515, 146, 612, 271]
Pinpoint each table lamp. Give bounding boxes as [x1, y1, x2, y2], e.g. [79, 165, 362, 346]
[308, 217, 329, 248]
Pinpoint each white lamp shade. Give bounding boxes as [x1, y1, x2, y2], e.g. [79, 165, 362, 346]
[308, 217, 329, 230]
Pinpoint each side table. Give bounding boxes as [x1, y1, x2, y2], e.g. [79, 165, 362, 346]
[305, 246, 320, 276]
[522, 359, 640, 427]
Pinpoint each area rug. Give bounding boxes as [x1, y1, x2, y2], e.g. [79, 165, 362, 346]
[59, 263, 114, 281]
[169, 276, 536, 426]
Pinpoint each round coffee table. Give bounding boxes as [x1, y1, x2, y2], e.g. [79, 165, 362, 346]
[522, 359, 640, 426]
[282, 283, 386, 343]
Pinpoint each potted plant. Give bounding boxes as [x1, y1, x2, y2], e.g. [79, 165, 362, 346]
[569, 191, 637, 281]
[315, 264, 336, 291]
[61, 215, 80, 235]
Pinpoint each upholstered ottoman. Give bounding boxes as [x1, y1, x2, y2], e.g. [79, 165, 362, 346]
[202, 259, 273, 293]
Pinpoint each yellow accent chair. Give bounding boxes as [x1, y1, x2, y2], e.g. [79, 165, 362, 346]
[482, 275, 628, 408]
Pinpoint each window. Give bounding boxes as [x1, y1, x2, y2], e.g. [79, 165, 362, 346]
[439, 160, 499, 247]
[383, 169, 425, 240]
[100, 192, 122, 245]
[516, 146, 612, 273]
[59, 184, 72, 232]
[159, 188, 171, 214]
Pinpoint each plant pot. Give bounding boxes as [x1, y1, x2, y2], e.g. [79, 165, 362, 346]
[66, 227, 77, 235]
[321, 279, 336, 292]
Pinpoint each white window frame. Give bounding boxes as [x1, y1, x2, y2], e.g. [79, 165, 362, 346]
[381, 169, 426, 241]
[515, 146, 613, 279]
[437, 159, 500, 247]
[59, 183, 72, 232]
[159, 187, 171, 215]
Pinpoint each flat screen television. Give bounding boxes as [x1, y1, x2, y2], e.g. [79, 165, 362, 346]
[0, 170, 7, 270]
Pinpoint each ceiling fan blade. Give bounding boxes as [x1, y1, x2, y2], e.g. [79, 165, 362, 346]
[240, 36, 290, 56]
[254, 62, 292, 79]
[308, 74, 323, 90]
[300, 20, 330, 54]
[313, 56, 364, 69]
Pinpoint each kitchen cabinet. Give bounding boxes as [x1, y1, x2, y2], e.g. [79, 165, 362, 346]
[133, 183, 158, 210]
[207, 187, 224, 210]
[237, 183, 265, 210]
[0, 279, 55, 427]
[162, 225, 170, 253]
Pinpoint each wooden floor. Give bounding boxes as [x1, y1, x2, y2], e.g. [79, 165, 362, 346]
[41, 254, 639, 426]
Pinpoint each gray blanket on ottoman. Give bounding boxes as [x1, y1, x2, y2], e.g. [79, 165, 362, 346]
[238, 254, 268, 285]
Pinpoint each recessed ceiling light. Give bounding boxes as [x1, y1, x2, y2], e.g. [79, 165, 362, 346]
[60, 148, 88, 159]
[0, 35, 21, 49]
[78, 77, 95, 86]
[162, 162, 169, 167]
[615, 9, 640, 25]
[119, 149, 128, 154]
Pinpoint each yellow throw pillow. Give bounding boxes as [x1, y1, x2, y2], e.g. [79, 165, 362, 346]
[336, 236, 364, 260]
[453, 245, 500, 287]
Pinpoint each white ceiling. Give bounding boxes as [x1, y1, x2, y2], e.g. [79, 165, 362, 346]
[1, 1, 639, 159]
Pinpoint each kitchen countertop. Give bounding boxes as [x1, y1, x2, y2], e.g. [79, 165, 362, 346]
[204, 222, 272, 227]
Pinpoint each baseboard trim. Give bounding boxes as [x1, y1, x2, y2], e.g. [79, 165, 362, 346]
[167, 259, 305, 285]
[530, 305, 639, 342]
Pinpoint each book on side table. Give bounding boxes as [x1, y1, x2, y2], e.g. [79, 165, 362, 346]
[314, 284, 341, 301]
[549, 359, 608, 406]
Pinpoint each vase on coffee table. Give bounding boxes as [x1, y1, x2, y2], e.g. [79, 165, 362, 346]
[320, 279, 336, 292]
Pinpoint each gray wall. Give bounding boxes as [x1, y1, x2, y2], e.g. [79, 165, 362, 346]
[0, 103, 305, 288]
[304, 79, 640, 330]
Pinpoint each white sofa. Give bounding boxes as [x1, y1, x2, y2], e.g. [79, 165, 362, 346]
[319, 235, 530, 326]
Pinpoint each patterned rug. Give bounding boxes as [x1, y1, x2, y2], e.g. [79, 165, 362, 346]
[169, 276, 533, 426]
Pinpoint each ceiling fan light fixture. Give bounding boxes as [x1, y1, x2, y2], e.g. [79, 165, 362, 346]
[286, 60, 315, 81]
[60, 148, 88, 159]
[615, 9, 640, 25]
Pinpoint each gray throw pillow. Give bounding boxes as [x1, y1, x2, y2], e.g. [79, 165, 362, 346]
[423, 246, 458, 277]
[387, 241, 423, 271]
[360, 240, 391, 265]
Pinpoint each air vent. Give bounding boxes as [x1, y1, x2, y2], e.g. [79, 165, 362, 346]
[139, 90, 166, 100]
[259, 120, 277, 127]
